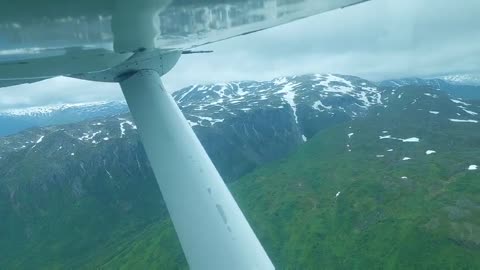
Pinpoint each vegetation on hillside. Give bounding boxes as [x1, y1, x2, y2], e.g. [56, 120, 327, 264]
[1, 86, 479, 269]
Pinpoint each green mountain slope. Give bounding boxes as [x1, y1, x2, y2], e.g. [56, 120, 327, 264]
[2, 85, 480, 269]
[237, 87, 480, 269]
[99, 86, 480, 269]
[233, 118, 480, 268]
[109, 86, 480, 269]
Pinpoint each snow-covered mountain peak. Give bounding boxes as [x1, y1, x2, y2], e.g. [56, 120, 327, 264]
[0, 101, 126, 117]
[0, 100, 129, 136]
[440, 74, 480, 86]
[173, 74, 383, 128]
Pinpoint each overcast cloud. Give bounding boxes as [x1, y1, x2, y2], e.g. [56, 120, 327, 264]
[1, 0, 479, 110]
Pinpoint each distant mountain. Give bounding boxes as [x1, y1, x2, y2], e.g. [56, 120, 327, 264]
[378, 77, 446, 88]
[0, 101, 129, 137]
[440, 74, 480, 86]
[1, 74, 480, 269]
[379, 77, 480, 100]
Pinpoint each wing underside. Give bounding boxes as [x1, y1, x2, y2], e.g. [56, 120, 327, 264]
[0, 0, 369, 85]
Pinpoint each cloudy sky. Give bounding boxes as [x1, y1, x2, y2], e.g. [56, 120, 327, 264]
[1, 0, 479, 110]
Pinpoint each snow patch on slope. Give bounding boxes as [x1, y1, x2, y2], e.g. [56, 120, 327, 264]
[449, 119, 478, 123]
[451, 99, 471, 106]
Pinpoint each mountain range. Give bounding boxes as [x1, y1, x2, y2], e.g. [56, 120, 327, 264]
[0, 74, 479, 269]
[1, 75, 480, 137]
[0, 74, 386, 182]
[0, 101, 128, 137]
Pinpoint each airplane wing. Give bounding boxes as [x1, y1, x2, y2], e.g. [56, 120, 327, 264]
[0, 0, 369, 85]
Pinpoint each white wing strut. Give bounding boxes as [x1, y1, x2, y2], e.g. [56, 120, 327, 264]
[120, 70, 274, 270]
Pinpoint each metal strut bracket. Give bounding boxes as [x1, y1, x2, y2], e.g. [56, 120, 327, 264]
[119, 70, 274, 270]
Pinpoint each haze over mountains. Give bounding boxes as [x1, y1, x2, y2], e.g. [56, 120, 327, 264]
[0, 74, 479, 269]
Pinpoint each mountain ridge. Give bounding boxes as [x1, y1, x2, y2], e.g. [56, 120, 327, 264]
[1, 74, 386, 182]
[2, 73, 479, 137]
